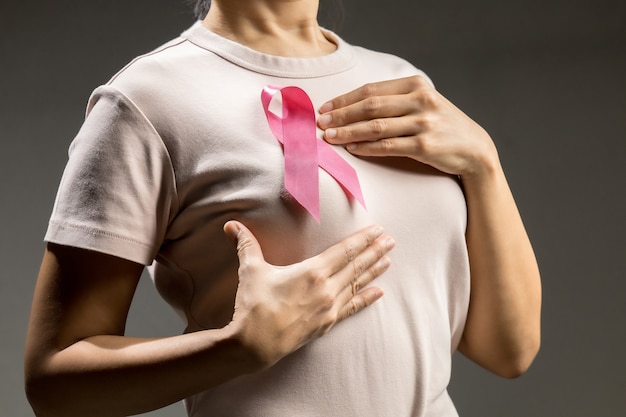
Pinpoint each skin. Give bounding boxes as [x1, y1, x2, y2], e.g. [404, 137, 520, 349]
[317, 76, 542, 377]
[25, 223, 393, 416]
[203, 0, 336, 56]
[25, 0, 541, 415]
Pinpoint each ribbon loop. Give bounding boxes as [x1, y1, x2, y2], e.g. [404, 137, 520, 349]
[261, 85, 366, 222]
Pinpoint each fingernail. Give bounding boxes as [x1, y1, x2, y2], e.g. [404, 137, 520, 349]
[224, 220, 240, 231]
[325, 128, 337, 140]
[319, 101, 334, 113]
[318, 114, 332, 127]
[385, 237, 396, 250]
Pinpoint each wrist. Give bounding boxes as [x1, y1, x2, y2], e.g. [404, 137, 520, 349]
[460, 140, 502, 188]
[460, 162, 509, 208]
[223, 320, 280, 372]
[218, 321, 272, 374]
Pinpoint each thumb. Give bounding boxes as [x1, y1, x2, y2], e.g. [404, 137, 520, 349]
[223, 220, 265, 264]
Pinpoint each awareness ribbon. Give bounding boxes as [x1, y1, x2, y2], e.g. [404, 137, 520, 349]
[261, 85, 366, 222]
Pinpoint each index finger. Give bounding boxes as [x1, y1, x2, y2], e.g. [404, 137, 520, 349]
[319, 75, 429, 113]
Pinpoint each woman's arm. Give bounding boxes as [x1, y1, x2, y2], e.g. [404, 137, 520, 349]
[458, 160, 541, 377]
[318, 75, 542, 377]
[25, 221, 394, 416]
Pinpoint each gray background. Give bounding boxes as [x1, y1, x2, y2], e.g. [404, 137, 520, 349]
[1, 0, 624, 416]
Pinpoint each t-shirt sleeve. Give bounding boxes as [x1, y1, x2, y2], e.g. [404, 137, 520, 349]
[45, 85, 177, 265]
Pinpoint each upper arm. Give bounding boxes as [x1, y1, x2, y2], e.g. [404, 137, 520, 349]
[25, 243, 144, 373]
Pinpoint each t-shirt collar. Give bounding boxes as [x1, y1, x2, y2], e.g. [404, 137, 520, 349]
[181, 21, 356, 78]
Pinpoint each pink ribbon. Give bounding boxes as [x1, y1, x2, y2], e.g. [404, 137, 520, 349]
[261, 85, 366, 222]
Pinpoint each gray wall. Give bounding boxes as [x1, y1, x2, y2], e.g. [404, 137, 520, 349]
[1, 1, 624, 415]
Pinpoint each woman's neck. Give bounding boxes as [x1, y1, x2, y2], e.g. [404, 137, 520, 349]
[203, 0, 336, 57]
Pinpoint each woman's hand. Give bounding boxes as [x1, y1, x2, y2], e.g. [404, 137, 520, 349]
[318, 75, 498, 180]
[318, 76, 542, 378]
[224, 221, 394, 368]
[25, 225, 393, 416]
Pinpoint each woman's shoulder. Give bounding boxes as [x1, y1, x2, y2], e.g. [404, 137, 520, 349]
[89, 32, 217, 124]
[104, 37, 194, 97]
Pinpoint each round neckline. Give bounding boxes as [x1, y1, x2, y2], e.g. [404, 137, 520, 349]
[181, 21, 356, 79]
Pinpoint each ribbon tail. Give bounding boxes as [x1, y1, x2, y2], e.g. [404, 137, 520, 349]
[282, 87, 321, 222]
[283, 137, 320, 222]
[317, 141, 366, 209]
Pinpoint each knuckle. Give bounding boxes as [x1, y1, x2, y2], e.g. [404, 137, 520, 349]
[408, 75, 427, 89]
[319, 292, 335, 312]
[352, 258, 365, 279]
[237, 263, 251, 278]
[359, 266, 375, 286]
[365, 262, 376, 282]
[363, 96, 382, 116]
[351, 278, 361, 296]
[369, 119, 386, 136]
[237, 257, 252, 270]
[373, 240, 385, 258]
[332, 98, 345, 109]
[343, 127, 356, 141]
[236, 236, 254, 253]
[362, 82, 378, 98]
[335, 109, 348, 125]
[328, 110, 342, 125]
[419, 90, 439, 108]
[412, 135, 431, 155]
[344, 242, 357, 262]
[236, 256, 258, 275]
[378, 138, 395, 152]
[346, 299, 361, 317]
[408, 90, 422, 108]
[306, 267, 328, 286]
[416, 114, 434, 131]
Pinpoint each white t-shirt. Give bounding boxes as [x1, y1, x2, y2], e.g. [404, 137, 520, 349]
[46, 22, 470, 417]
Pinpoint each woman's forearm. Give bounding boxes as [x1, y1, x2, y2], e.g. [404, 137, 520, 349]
[27, 325, 258, 417]
[315, 75, 542, 378]
[459, 161, 542, 378]
[26, 223, 393, 416]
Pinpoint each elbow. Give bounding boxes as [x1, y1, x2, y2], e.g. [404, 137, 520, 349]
[25, 366, 73, 417]
[25, 369, 61, 417]
[460, 330, 541, 379]
[26, 383, 82, 417]
[491, 336, 541, 379]
[25, 373, 53, 417]
[494, 354, 536, 379]
[25, 354, 92, 417]
[25, 352, 53, 416]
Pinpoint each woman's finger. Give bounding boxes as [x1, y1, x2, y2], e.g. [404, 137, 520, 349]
[223, 220, 265, 265]
[318, 93, 414, 130]
[319, 75, 426, 113]
[310, 225, 391, 280]
[335, 253, 391, 306]
[336, 286, 385, 321]
[331, 235, 393, 294]
[323, 114, 424, 145]
[344, 136, 425, 158]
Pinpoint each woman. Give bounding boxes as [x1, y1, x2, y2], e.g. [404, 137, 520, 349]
[25, 0, 541, 416]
